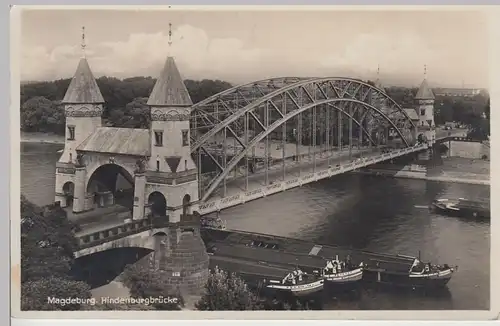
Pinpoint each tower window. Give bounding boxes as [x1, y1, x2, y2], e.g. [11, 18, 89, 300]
[185, 159, 188, 171]
[182, 130, 189, 147]
[154, 131, 163, 147]
[420, 109, 426, 116]
[67, 126, 75, 140]
[156, 159, 160, 171]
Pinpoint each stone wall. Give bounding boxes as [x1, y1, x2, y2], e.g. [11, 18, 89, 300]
[150, 227, 209, 296]
[448, 141, 490, 159]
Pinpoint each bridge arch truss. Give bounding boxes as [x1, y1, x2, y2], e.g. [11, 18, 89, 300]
[190, 77, 418, 201]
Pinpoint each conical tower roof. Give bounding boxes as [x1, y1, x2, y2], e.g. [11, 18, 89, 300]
[62, 57, 104, 104]
[415, 78, 435, 100]
[147, 56, 193, 107]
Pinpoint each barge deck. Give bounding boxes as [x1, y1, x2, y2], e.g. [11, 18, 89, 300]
[201, 228, 455, 288]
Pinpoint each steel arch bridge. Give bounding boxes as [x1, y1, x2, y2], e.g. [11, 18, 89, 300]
[188, 77, 419, 203]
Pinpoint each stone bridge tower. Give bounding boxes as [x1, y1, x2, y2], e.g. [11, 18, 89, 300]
[415, 65, 436, 145]
[54, 28, 105, 211]
[145, 54, 199, 223]
[142, 25, 208, 295]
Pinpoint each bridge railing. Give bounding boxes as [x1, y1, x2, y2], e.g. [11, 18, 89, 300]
[76, 214, 203, 251]
[77, 219, 152, 250]
[437, 136, 484, 143]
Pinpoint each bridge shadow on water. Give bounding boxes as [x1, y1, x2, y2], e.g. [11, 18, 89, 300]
[71, 247, 153, 289]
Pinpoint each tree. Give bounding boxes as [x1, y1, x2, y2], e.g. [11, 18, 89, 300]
[20, 195, 92, 311]
[467, 114, 489, 140]
[385, 87, 418, 107]
[121, 262, 184, 310]
[117, 97, 150, 129]
[20, 96, 64, 134]
[433, 97, 454, 125]
[195, 267, 317, 311]
[21, 197, 80, 282]
[195, 267, 262, 310]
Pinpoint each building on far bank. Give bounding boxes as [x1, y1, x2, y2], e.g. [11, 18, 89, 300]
[433, 87, 482, 98]
[400, 72, 436, 144]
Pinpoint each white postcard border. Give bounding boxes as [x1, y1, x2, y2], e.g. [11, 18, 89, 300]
[8, 3, 500, 323]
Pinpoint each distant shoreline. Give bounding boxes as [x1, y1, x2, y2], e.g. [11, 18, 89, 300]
[20, 132, 65, 145]
[354, 170, 490, 186]
[353, 158, 490, 186]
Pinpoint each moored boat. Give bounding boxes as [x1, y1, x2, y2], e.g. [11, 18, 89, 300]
[264, 268, 324, 297]
[432, 198, 490, 219]
[408, 258, 456, 288]
[322, 255, 364, 284]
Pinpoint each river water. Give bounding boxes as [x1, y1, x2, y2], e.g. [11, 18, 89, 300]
[20, 142, 490, 310]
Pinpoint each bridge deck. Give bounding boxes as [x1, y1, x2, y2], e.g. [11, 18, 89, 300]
[204, 135, 357, 160]
[207, 254, 300, 280]
[205, 146, 374, 199]
[67, 205, 130, 237]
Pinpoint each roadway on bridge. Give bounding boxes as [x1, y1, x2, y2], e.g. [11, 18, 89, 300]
[205, 134, 359, 160]
[206, 146, 378, 200]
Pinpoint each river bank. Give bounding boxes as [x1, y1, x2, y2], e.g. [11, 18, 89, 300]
[353, 157, 490, 186]
[21, 132, 65, 145]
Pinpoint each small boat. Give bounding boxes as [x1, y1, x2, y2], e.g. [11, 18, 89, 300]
[408, 258, 456, 288]
[263, 268, 324, 297]
[322, 255, 364, 284]
[432, 198, 490, 219]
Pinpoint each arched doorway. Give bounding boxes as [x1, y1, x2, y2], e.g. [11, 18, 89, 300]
[182, 194, 191, 216]
[62, 181, 75, 208]
[86, 164, 134, 210]
[148, 192, 167, 218]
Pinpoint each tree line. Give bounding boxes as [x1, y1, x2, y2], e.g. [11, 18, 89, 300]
[20, 76, 490, 140]
[20, 77, 233, 135]
[20, 196, 317, 311]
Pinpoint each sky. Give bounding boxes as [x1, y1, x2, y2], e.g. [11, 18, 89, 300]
[19, 8, 489, 88]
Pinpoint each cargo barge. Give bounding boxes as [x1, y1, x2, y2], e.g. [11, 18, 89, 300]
[201, 228, 456, 289]
[432, 198, 490, 220]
